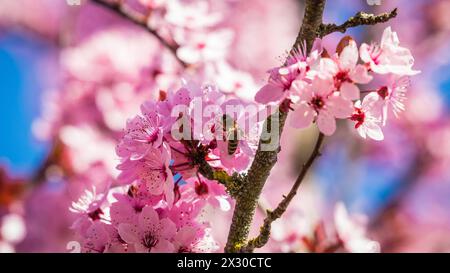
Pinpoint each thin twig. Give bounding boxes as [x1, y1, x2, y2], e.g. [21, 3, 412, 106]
[90, 0, 188, 68]
[319, 8, 397, 37]
[239, 133, 324, 252]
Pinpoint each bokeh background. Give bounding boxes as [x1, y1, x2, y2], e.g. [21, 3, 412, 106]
[0, 0, 449, 252]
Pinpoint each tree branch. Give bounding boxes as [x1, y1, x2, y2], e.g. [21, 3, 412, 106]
[197, 159, 244, 198]
[90, 0, 188, 68]
[239, 132, 324, 252]
[224, 0, 327, 253]
[319, 8, 397, 37]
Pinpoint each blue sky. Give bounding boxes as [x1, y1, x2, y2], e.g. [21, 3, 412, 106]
[0, 33, 52, 176]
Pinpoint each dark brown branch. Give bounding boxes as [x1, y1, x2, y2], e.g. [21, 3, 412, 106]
[319, 8, 397, 37]
[240, 132, 324, 252]
[90, 0, 188, 68]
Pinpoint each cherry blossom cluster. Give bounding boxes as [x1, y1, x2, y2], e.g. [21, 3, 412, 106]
[70, 81, 267, 252]
[272, 203, 379, 253]
[70, 182, 219, 252]
[255, 27, 420, 140]
[68, 26, 420, 252]
[139, 0, 258, 101]
[33, 0, 262, 253]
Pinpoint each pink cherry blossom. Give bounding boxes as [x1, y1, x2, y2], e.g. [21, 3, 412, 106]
[360, 27, 420, 76]
[172, 226, 199, 253]
[117, 144, 174, 206]
[109, 186, 161, 226]
[295, 38, 323, 59]
[70, 185, 110, 236]
[156, 86, 194, 136]
[350, 94, 384, 141]
[254, 61, 306, 104]
[163, 201, 203, 230]
[118, 205, 177, 253]
[334, 202, 380, 253]
[290, 78, 353, 136]
[253, 39, 324, 105]
[172, 226, 218, 253]
[373, 76, 410, 125]
[320, 40, 372, 100]
[166, 138, 198, 180]
[183, 178, 231, 211]
[81, 221, 112, 253]
[116, 102, 165, 161]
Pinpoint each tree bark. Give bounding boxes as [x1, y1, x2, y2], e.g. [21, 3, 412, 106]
[224, 0, 327, 253]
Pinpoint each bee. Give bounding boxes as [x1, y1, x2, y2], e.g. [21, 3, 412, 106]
[221, 114, 240, 155]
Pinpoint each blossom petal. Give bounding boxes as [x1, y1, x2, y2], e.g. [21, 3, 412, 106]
[144, 171, 166, 195]
[312, 77, 334, 96]
[359, 43, 372, 64]
[254, 84, 284, 104]
[365, 122, 384, 141]
[138, 206, 159, 233]
[164, 174, 175, 207]
[152, 239, 175, 253]
[174, 226, 197, 248]
[216, 196, 231, 212]
[328, 94, 354, 118]
[118, 223, 140, 244]
[339, 40, 358, 70]
[350, 64, 372, 84]
[318, 58, 338, 77]
[356, 126, 367, 139]
[290, 104, 315, 129]
[317, 110, 336, 136]
[340, 82, 360, 101]
[158, 218, 177, 240]
[172, 87, 191, 106]
[134, 243, 150, 253]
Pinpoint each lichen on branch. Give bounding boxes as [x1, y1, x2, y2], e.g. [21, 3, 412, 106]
[319, 8, 398, 37]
